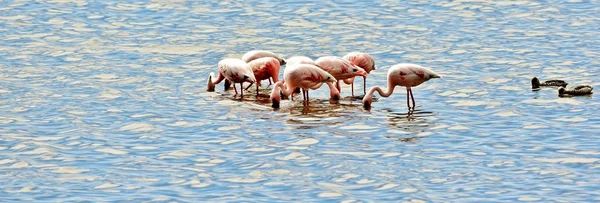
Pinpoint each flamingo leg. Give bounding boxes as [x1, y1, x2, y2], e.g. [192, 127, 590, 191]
[363, 76, 367, 95]
[244, 81, 254, 91]
[302, 89, 307, 105]
[256, 81, 259, 96]
[406, 87, 410, 108]
[240, 83, 244, 99]
[409, 88, 416, 108]
[233, 82, 239, 96]
[351, 82, 354, 97]
[305, 89, 310, 106]
[268, 78, 272, 86]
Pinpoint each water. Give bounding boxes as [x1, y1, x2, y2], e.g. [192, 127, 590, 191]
[1, 0, 599, 202]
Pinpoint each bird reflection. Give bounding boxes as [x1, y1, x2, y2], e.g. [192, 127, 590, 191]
[384, 107, 435, 136]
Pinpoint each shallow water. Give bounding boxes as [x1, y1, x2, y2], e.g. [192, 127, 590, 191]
[1, 0, 600, 202]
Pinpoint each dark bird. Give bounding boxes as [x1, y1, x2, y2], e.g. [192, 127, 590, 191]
[558, 85, 593, 97]
[531, 77, 568, 91]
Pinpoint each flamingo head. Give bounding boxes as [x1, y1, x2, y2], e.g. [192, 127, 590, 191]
[362, 87, 375, 110]
[279, 58, 286, 66]
[363, 99, 372, 110]
[270, 81, 284, 108]
[324, 82, 341, 104]
[207, 73, 216, 92]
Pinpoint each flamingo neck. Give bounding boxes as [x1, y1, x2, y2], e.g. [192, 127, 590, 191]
[370, 80, 396, 98]
[363, 80, 396, 105]
[270, 64, 280, 83]
[279, 82, 296, 97]
[326, 82, 341, 101]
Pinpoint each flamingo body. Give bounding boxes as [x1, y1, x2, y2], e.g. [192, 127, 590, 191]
[315, 56, 368, 95]
[207, 58, 256, 98]
[342, 52, 376, 96]
[245, 57, 281, 95]
[270, 64, 340, 108]
[362, 63, 441, 109]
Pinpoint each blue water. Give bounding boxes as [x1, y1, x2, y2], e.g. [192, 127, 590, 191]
[1, 0, 599, 202]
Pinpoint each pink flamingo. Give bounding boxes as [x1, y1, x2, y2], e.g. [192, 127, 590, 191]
[362, 63, 441, 109]
[342, 52, 376, 96]
[270, 64, 340, 108]
[315, 56, 368, 96]
[207, 58, 256, 98]
[221, 50, 286, 90]
[286, 56, 316, 66]
[244, 57, 281, 96]
[285, 56, 316, 96]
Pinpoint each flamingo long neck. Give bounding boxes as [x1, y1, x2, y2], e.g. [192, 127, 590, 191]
[363, 79, 395, 106]
[369, 80, 396, 98]
[207, 73, 221, 91]
[279, 82, 296, 97]
[270, 64, 280, 83]
[326, 82, 341, 100]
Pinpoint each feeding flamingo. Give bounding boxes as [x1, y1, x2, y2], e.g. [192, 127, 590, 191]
[207, 58, 256, 99]
[362, 63, 441, 110]
[222, 50, 286, 90]
[342, 52, 376, 96]
[286, 56, 316, 95]
[314, 56, 368, 97]
[270, 64, 340, 108]
[244, 57, 281, 96]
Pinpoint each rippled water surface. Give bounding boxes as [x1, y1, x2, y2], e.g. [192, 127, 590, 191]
[2, 0, 600, 202]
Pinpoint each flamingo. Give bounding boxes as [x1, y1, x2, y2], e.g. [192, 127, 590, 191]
[314, 56, 368, 97]
[207, 58, 256, 99]
[244, 57, 281, 96]
[286, 56, 316, 66]
[270, 64, 340, 108]
[223, 50, 286, 90]
[362, 63, 441, 110]
[342, 52, 376, 96]
[286, 56, 316, 96]
[531, 77, 568, 91]
[558, 85, 593, 97]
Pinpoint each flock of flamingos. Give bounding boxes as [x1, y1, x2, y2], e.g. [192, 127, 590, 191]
[206, 50, 593, 110]
[207, 50, 441, 110]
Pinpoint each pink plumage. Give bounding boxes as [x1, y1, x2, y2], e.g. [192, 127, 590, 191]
[342, 52, 376, 96]
[207, 58, 256, 99]
[362, 63, 441, 109]
[270, 64, 340, 108]
[315, 56, 368, 96]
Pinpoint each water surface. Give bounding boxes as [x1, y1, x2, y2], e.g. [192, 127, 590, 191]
[1, 0, 600, 202]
